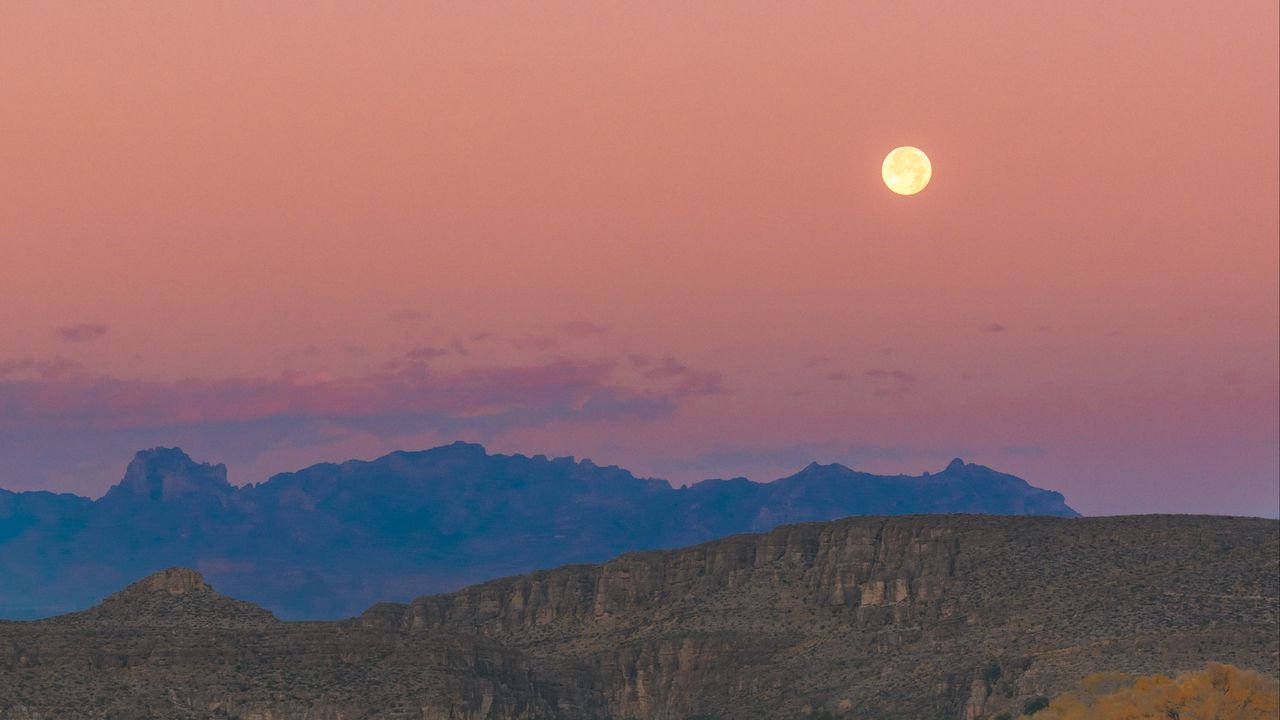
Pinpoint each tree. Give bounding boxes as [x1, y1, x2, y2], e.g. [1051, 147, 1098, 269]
[1021, 696, 1050, 715]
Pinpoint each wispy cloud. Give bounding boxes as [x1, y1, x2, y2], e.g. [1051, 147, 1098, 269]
[980, 322, 1008, 333]
[379, 346, 453, 372]
[0, 357, 81, 380]
[643, 356, 726, 397]
[864, 368, 917, 397]
[512, 334, 557, 352]
[559, 320, 609, 338]
[0, 352, 724, 437]
[405, 346, 451, 361]
[56, 323, 109, 343]
[0, 350, 728, 494]
[510, 321, 611, 352]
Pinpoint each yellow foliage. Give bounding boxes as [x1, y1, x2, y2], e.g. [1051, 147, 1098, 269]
[1027, 663, 1279, 720]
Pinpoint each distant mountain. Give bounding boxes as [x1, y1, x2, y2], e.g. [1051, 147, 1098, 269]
[1, 515, 1274, 719]
[0, 442, 1076, 619]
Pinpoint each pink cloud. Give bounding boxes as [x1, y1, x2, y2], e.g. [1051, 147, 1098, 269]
[512, 334, 557, 352]
[642, 356, 726, 397]
[864, 368, 917, 397]
[0, 356, 724, 434]
[405, 346, 451, 361]
[56, 323, 109, 343]
[559, 320, 609, 338]
[644, 356, 689, 379]
[0, 357, 81, 380]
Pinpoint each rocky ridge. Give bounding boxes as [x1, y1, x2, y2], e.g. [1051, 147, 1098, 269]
[0, 443, 1078, 620]
[1, 513, 1275, 719]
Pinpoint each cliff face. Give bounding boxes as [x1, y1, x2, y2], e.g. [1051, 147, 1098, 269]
[1, 514, 1275, 720]
[369, 520, 957, 634]
[359, 514, 1278, 719]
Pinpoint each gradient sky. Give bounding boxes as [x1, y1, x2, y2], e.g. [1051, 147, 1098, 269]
[2, 1, 1277, 516]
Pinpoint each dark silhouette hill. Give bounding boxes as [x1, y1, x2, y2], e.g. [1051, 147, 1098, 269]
[0, 514, 1273, 719]
[0, 442, 1076, 619]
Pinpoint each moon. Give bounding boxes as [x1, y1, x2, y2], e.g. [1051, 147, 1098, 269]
[882, 146, 931, 195]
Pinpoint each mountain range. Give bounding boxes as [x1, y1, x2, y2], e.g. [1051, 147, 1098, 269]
[0, 513, 1274, 719]
[0, 442, 1076, 619]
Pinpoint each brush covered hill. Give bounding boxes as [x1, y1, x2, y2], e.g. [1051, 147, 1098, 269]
[0, 443, 1076, 619]
[0, 513, 1274, 720]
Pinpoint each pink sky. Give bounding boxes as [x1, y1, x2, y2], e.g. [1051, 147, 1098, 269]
[1, 1, 1277, 516]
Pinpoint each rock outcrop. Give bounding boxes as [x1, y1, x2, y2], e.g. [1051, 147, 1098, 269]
[59, 566, 277, 629]
[102, 448, 234, 504]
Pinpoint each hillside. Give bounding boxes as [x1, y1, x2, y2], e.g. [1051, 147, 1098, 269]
[0, 443, 1076, 619]
[0, 514, 1274, 719]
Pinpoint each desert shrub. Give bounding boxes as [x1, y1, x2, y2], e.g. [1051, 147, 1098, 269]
[1021, 696, 1049, 715]
[1025, 663, 1279, 719]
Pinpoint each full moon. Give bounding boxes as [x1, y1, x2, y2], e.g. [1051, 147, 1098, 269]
[882, 146, 931, 195]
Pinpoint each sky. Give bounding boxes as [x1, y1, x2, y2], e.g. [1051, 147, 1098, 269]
[1, 1, 1276, 517]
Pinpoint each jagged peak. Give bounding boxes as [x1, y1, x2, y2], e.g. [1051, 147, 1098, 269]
[105, 447, 231, 502]
[128, 446, 204, 471]
[377, 441, 489, 464]
[786, 460, 856, 479]
[433, 440, 488, 455]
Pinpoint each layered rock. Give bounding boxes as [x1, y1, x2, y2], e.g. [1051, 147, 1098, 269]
[358, 514, 1278, 719]
[1, 514, 1275, 719]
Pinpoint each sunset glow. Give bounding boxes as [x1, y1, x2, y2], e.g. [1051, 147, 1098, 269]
[0, 1, 1276, 517]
